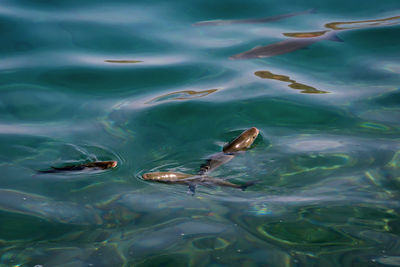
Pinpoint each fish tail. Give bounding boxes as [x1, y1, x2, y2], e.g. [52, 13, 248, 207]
[198, 160, 211, 175]
[240, 180, 258, 191]
[188, 183, 197, 196]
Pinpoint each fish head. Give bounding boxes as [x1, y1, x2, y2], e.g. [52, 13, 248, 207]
[223, 127, 259, 153]
[104, 161, 118, 168]
[95, 161, 118, 169]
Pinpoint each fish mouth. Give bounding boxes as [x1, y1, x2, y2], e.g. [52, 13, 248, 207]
[251, 127, 260, 136]
[111, 161, 118, 168]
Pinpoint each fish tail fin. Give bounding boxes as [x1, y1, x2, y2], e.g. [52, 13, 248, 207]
[240, 180, 258, 191]
[326, 31, 344, 42]
[188, 183, 197, 196]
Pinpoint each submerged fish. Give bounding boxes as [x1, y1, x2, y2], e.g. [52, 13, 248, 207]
[142, 172, 256, 192]
[199, 127, 260, 175]
[230, 31, 343, 59]
[193, 9, 315, 26]
[38, 161, 118, 174]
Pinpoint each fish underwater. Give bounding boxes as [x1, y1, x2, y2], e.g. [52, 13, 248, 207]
[142, 127, 260, 193]
[142, 172, 256, 193]
[230, 30, 343, 59]
[193, 9, 316, 26]
[38, 161, 118, 173]
[229, 15, 400, 59]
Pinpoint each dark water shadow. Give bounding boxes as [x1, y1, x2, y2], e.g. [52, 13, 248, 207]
[254, 70, 329, 94]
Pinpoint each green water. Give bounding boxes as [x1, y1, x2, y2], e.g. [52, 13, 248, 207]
[0, 0, 400, 266]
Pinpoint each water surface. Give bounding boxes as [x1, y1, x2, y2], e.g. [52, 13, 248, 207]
[0, 0, 399, 266]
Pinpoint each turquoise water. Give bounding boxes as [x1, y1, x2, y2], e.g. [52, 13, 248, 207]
[0, 0, 400, 265]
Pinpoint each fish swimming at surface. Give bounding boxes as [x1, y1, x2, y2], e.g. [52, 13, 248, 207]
[198, 127, 260, 175]
[193, 9, 316, 26]
[142, 172, 256, 192]
[38, 161, 118, 173]
[230, 31, 343, 60]
[142, 127, 260, 193]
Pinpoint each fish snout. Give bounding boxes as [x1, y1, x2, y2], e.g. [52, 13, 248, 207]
[110, 161, 118, 168]
[142, 173, 151, 180]
[250, 127, 260, 136]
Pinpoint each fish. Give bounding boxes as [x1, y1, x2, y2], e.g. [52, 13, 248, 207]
[198, 127, 260, 175]
[193, 9, 316, 26]
[230, 31, 343, 59]
[142, 127, 260, 193]
[142, 172, 256, 193]
[38, 161, 118, 173]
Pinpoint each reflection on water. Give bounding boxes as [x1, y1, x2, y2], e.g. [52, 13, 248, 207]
[283, 30, 329, 38]
[193, 9, 315, 26]
[1, 0, 400, 265]
[104, 60, 143, 63]
[257, 220, 356, 247]
[325, 15, 400, 30]
[146, 89, 218, 103]
[254, 70, 328, 94]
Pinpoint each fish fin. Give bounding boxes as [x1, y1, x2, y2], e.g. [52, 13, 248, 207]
[188, 183, 196, 196]
[326, 32, 344, 42]
[240, 180, 258, 191]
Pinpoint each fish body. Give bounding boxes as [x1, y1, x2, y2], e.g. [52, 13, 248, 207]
[198, 153, 236, 175]
[142, 172, 193, 183]
[230, 31, 342, 59]
[223, 127, 260, 153]
[38, 161, 117, 173]
[142, 172, 255, 191]
[199, 127, 259, 174]
[143, 127, 259, 193]
[193, 9, 315, 26]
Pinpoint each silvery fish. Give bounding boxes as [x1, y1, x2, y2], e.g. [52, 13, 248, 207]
[142, 172, 256, 193]
[199, 127, 260, 174]
[142, 127, 260, 193]
[193, 9, 316, 26]
[230, 31, 343, 59]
